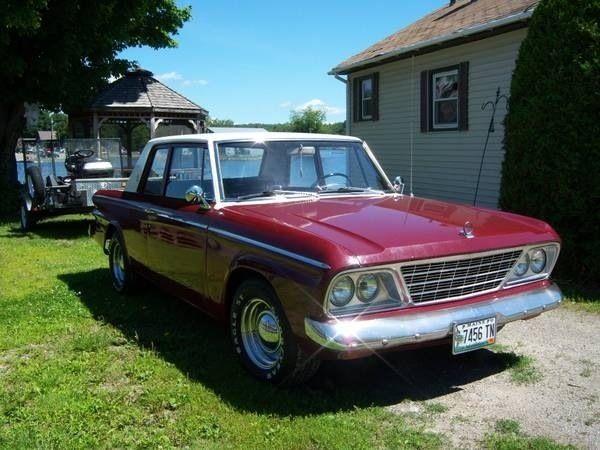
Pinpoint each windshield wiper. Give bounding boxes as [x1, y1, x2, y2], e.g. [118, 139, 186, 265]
[237, 190, 318, 201]
[318, 186, 386, 195]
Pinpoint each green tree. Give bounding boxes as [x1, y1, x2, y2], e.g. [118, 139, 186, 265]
[23, 110, 69, 141]
[0, 0, 191, 215]
[289, 107, 326, 133]
[499, 0, 600, 282]
[207, 118, 235, 127]
[321, 121, 346, 135]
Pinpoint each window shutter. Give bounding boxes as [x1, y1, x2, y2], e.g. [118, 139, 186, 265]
[372, 73, 379, 121]
[420, 70, 430, 132]
[352, 77, 360, 122]
[458, 61, 469, 131]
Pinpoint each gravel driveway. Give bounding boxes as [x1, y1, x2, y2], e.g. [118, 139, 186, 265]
[320, 307, 599, 449]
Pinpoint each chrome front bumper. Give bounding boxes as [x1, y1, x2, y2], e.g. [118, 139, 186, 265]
[305, 283, 562, 351]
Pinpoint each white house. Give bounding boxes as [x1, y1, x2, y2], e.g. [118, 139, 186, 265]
[330, 0, 538, 208]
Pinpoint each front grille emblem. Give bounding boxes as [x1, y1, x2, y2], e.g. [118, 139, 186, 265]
[460, 221, 474, 238]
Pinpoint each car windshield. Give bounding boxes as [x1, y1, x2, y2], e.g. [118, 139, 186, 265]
[216, 140, 391, 201]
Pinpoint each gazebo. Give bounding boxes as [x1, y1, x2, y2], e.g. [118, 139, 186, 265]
[69, 68, 208, 166]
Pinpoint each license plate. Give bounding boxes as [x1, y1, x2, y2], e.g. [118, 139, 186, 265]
[452, 317, 496, 354]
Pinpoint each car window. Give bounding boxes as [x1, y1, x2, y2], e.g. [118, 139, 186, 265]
[218, 145, 264, 179]
[320, 147, 350, 187]
[142, 147, 169, 195]
[289, 146, 317, 187]
[165, 146, 214, 200]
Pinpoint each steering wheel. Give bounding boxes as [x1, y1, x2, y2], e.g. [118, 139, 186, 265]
[312, 172, 351, 189]
[74, 149, 94, 159]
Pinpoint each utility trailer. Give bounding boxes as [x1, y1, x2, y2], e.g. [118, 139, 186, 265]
[19, 138, 135, 230]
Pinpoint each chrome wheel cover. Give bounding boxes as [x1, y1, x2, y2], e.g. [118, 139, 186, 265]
[111, 241, 126, 287]
[26, 175, 35, 199]
[20, 205, 27, 228]
[240, 298, 283, 370]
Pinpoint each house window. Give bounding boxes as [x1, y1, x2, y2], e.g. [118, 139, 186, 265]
[361, 78, 373, 120]
[353, 73, 379, 121]
[432, 69, 458, 129]
[421, 62, 469, 132]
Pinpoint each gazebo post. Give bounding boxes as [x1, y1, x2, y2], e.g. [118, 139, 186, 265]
[93, 112, 102, 155]
[150, 116, 156, 138]
[125, 121, 134, 169]
[92, 113, 100, 139]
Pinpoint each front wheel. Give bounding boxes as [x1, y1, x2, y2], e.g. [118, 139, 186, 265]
[108, 233, 138, 293]
[230, 279, 320, 385]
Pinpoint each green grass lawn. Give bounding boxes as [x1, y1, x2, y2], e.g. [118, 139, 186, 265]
[0, 216, 594, 448]
[0, 216, 442, 449]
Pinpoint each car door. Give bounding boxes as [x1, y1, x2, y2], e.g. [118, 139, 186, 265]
[143, 144, 215, 299]
[121, 145, 170, 267]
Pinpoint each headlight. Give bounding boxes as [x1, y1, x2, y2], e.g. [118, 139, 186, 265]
[505, 243, 560, 286]
[357, 274, 379, 302]
[513, 253, 530, 276]
[530, 249, 546, 273]
[327, 271, 402, 316]
[329, 276, 354, 307]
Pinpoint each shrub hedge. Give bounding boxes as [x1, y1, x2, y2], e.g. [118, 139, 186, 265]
[500, 0, 600, 283]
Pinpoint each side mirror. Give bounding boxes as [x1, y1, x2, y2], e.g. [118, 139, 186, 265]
[393, 176, 405, 195]
[184, 185, 211, 210]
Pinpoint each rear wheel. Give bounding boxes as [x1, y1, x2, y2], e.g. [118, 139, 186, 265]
[25, 166, 46, 204]
[19, 201, 36, 231]
[230, 278, 320, 385]
[108, 233, 138, 293]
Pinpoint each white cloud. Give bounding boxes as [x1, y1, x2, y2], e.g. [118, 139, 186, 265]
[294, 98, 343, 116]
[156, 71, 183, 82]
[157, 71, 208, 87]
[182, 79, 209, 87]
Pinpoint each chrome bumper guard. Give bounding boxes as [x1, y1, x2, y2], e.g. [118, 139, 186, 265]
[305, 284, 562, 351]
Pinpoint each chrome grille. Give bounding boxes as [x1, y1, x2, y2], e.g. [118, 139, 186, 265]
[401, 250, 522, 304]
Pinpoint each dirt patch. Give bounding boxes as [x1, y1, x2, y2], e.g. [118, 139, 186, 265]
[392, 308, 599, 449]
[318, 307, 598, 448]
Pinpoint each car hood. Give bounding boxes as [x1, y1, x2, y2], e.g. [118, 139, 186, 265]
[224, 195, 559, 267]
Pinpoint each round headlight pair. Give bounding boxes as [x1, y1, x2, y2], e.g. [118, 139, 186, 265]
[514, 249, 547, 276]
[330, 275, 354, 307]
[329, 274, 380, 307]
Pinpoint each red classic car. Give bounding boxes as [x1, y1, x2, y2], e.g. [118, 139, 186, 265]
[91, 132, 562, 385]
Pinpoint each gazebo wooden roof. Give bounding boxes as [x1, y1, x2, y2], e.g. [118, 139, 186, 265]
[69, 68, 208, 165]
[90, 68, 207, 116]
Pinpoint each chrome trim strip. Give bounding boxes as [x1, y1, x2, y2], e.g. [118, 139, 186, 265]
[210, 228, 331, 270]
[306, 283, 563, 351]
[93, 195, 210, 231]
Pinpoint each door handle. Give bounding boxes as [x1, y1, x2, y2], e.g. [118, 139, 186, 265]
[144, 208, 158, 219]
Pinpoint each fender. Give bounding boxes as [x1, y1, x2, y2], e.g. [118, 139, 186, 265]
[221, 252, 328, 336]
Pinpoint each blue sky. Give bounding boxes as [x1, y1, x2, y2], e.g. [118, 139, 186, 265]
[120, 0, 446, 124]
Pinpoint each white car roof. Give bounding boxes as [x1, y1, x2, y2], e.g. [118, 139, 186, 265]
[147, 132, 362, 145]
[125, 132, 364, 193]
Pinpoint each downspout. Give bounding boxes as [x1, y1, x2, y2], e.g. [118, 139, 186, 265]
[332, 74, 350, 136]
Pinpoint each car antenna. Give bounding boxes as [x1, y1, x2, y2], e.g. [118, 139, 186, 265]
[409, 55, 415, 197]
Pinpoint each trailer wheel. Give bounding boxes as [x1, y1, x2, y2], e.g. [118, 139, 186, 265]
[25, 166, 46, 204]
[19, 201, 36, 231]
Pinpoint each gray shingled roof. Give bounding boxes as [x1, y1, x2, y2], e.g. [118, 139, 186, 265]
[332, 0, 538, 74]
[91, 68, 207, 114]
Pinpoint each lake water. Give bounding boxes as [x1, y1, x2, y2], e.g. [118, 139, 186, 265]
[17, 161, 67, 183]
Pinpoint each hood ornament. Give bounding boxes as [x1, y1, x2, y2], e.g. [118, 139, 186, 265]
[460, 221, 475, 238]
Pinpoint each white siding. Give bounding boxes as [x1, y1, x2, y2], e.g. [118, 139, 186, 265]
[349, 29, 527, 208]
